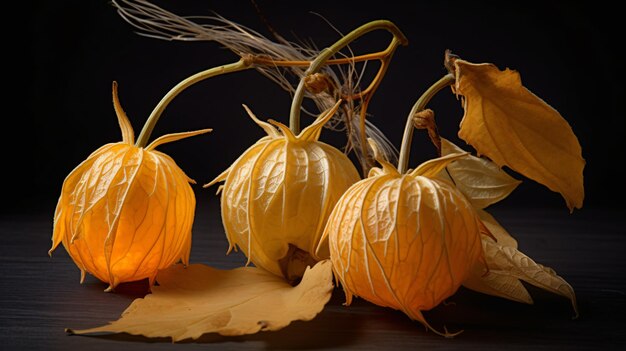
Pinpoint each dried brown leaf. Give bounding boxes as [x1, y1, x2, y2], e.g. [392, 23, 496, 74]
[453, 60, 585, 211]
[68, 260, 334, 341]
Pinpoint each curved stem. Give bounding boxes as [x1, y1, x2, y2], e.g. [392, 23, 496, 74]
[356, 38, 401, 174]
[135, 58, 252, 148]
[251, 49, 398, 67]
[289, 20, 408, 134]
[397, 74, 455, 174]
[346, 37, 402, 101]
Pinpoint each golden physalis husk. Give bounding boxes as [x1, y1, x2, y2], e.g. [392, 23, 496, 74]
[50, 82, 210, 290]
[206, 101, 360, 281]
[323, 141, 485, 336]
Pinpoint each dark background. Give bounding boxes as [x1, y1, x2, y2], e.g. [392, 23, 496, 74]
[13, 0, 625, 214]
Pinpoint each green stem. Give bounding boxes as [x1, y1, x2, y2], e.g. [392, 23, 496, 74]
[135, 58, 252, 148]
[288, 20, 408, 134]
[397, 73, 455, 174]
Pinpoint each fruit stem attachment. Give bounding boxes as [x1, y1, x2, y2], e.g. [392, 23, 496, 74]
[397, 73, 455, 174]
[135, 58, 253, 148]
[288, 20, 408, 134]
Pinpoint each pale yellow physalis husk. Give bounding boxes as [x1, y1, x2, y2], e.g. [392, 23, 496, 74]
[323, 141, 484, 336]
[50, 82, 209, 289]
[206, 101, 360, 280]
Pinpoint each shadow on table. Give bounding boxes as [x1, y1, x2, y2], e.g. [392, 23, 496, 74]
[69, 280, 601, 349]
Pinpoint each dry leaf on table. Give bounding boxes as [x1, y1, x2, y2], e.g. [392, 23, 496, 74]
[68, 260, 334, 341]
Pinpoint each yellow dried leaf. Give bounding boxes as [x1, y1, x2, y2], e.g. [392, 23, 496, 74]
[68, 260, 334, 341]
[463, 261, 532, 304]
[323, 141, 483, 336]
[206, 101, 360, 281]
[476, 209, 517, 248]
[465, 235, 578, 317]
[453, 60, 585, 211]
[437, 138, 521, 209]
[50, 82, 209, 289]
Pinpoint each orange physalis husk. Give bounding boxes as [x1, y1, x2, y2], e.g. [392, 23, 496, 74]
[322, 140, 485, 337]
[206, 100, 360, 281]
[50, 82, 210, 290]
[452, 58, 585, 211]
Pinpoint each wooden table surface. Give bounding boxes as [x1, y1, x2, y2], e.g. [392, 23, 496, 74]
[1, 198, 624, 350]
